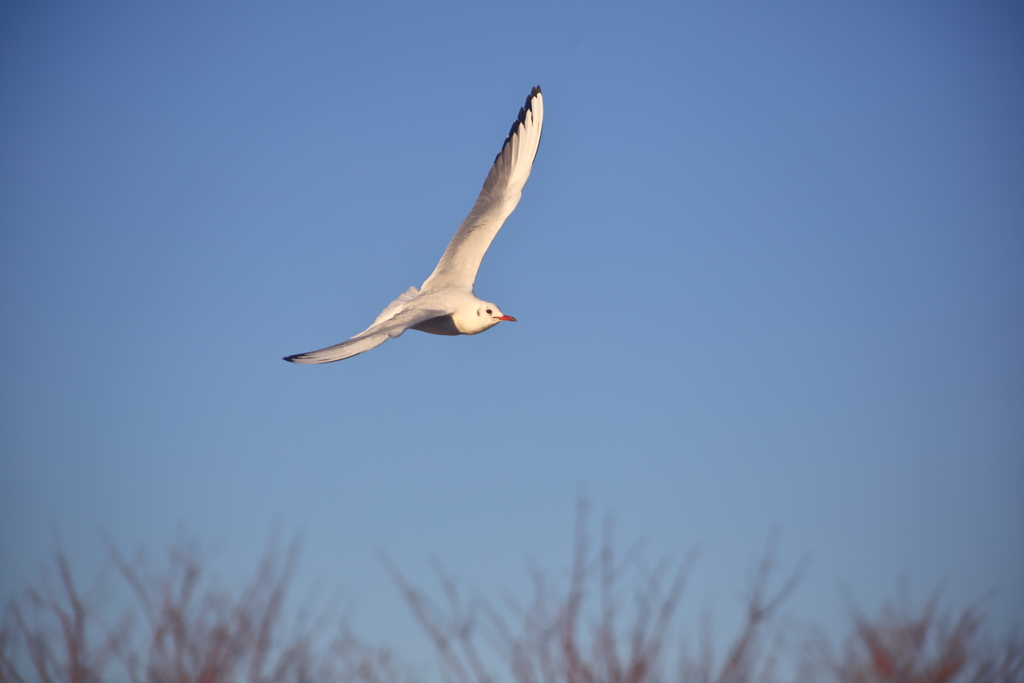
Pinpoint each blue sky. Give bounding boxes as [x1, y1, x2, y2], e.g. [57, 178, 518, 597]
[2, 0, 1022, 665]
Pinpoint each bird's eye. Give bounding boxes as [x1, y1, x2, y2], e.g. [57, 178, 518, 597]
[486, 309, 493, 315]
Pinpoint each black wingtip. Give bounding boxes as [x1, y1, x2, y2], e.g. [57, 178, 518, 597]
[283, 356, 298, 363]
[494, 86, 543, 163]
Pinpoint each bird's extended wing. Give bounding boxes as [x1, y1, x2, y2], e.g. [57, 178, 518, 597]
[420, 87, 543, 292]
[283, 304, 449, 364]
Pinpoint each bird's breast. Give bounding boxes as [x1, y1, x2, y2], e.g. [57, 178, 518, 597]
[409, 315, 462, 336]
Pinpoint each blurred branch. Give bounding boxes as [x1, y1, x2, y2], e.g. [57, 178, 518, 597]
[1, 534, 404, 683]
[3, 503, 1019, 683]
[802, 584, 1024, 683]
[385, 496, 700, 683]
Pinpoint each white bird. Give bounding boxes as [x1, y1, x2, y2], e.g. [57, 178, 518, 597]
[284, 86, 544, 364]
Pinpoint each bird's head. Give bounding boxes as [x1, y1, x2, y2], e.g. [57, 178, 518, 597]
[481, 302, 517, 324]
[455, 301, 517, 335]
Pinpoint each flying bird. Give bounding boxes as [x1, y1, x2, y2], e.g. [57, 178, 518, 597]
[284, 86, 544, 364]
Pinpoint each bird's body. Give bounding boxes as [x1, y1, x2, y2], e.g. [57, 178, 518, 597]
[285, 86, 543, 364]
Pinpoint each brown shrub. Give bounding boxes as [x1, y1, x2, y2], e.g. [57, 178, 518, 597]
[0, 536, 401, 683]
[2, 503, 1019, 683]
[799, 587, 1023, 683]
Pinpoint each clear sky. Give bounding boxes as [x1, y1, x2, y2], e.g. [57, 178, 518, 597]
[1, 0, 1022, 667]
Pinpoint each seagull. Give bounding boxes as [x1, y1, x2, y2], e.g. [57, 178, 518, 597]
[284, 86, 544, 364]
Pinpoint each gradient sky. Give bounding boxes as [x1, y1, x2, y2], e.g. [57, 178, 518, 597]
[2, 0, 1022, 668]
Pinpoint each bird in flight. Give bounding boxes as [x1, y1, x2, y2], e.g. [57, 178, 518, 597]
[284, 86, 544, 364]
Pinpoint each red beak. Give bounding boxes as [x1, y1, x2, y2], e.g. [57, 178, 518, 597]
[494, 315, 517, 322]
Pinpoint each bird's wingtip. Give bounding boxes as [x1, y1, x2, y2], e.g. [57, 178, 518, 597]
[493, 86, 544, 163]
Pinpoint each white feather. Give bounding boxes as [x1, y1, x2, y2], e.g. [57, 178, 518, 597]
[420, 88, 543, 292]
[284, 304, 449, 364]
[284, 87, 543, 364]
